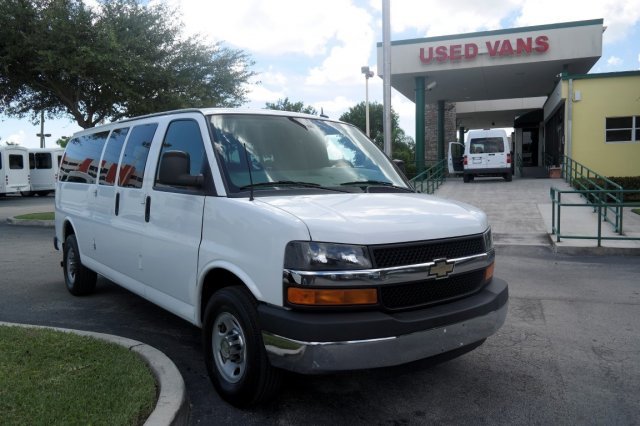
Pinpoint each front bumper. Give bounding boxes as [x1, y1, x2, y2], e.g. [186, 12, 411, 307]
[259, 277, 508, 374]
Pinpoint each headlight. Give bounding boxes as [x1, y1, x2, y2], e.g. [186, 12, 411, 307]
[483, 227, 493, 251]
[284, 241, 372, 271]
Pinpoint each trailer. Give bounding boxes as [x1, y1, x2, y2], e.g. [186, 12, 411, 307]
[0, 145, 30, 196]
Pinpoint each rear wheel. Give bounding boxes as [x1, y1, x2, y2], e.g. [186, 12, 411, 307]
[203, 286, 281, 407]
[63, 234, 97, 296]
[463, 174, 471, 183]
[20, 191, 34, 197]
[504, 173, 512, 182]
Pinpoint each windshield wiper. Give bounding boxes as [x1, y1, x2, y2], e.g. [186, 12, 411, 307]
[240, 181, 348, 193]
[340, 180, 414, 192]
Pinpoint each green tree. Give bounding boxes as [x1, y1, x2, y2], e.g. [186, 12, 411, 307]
[265, 98, 317, 115]
[0, 0, 256, 129]
[340, 102, 416, 176]
[55, 136, 70, 148]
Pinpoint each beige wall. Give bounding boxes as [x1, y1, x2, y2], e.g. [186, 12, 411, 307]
[566, 74, 640, 177]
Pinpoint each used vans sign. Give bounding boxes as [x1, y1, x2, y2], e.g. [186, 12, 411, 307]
[419, 35, 549, 64]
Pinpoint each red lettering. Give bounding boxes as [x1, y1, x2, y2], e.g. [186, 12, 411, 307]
[516, 37, 532, 55]
[435, 45, 448, 62]
[419, 47, 434, 64]
[486, 41, 500, 56]
[534, 35, 549, 53]
[465, 43, 478, 59]
[450, 44, 462, 61]
[499, 39, 514, 56]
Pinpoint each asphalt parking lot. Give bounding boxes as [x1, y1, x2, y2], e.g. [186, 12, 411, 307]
[1, 194, 639, 425]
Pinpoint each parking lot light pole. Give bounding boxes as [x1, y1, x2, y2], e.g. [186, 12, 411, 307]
[36, 110, 51, 148]
[361, 66, 374, 138]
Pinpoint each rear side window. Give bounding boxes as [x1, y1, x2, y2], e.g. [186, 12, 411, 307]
[99, 128, 129, 186]
[469, 137, 504, 154]
[59, 132, 109, 183]
[118, 123, 158, 188]
[9, 154, 24, 169]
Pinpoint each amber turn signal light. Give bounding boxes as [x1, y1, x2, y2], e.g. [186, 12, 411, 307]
[287, 287, 377, 306]
[484, 262, 495, 282]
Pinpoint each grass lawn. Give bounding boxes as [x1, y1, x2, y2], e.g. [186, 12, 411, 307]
[14, 212, 54, 221]
[633, 208, 640, 216]
[0, 326, 157, 425]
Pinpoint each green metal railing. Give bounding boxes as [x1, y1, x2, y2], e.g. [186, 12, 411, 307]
[410, 159, 446, 194]
[550, 188, 640, 246]
[561, 155, 624, 232]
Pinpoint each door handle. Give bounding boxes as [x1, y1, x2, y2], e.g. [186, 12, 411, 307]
[115, 193, 120, 216]
[144, 196, 151, 222]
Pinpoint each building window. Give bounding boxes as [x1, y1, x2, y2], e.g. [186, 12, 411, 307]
[605, 116, 639, 143]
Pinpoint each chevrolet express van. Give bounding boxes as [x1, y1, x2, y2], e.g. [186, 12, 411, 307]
[0, 145, 30, 196]
[55, 109, 508, 407]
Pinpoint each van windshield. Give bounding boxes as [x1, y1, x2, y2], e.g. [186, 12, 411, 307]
[469, 137, 504, 154]
[208, 114, 409, 194]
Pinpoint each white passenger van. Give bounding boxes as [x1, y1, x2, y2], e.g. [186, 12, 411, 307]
[55, 109, 508, 407]
[455, 129, 512, 182]
[0, 145, 30, 196]
[22, 147, 64, 196]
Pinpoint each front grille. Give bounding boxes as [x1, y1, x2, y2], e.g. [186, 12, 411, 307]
[371, 235, 485, 268]
[380, 270, 486, 311]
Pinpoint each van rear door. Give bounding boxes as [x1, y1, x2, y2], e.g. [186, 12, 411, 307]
[468, 137, 507, 169]
[447, 142, 464, 174]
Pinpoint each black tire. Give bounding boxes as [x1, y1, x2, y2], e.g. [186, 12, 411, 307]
[36, 191, 52, 196]
[63, 234, 97, 296]
[203, 286, 281, 407]
[20, 191, 34, 197]
[504, 173, 512, 182]
[463, 174, 471, 183]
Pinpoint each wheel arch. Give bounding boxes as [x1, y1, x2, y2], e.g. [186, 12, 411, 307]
[198, 266, 260, 327]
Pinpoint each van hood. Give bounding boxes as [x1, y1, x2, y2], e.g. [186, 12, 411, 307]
[257, 193, 488, 245]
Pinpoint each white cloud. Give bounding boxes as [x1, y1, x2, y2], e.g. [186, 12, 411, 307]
[4, 130, 27, 146]
[607, 56, 623, 66]
[512, 0, 640, 44]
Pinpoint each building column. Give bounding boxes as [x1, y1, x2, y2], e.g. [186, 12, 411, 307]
[415, 77, 425, 173]
[437, 100, 445, 161]
[459, 126, 465, 143]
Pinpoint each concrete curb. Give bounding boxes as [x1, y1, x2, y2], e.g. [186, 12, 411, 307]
[0, 322, 189, 426]
[6, 217, 54, 227]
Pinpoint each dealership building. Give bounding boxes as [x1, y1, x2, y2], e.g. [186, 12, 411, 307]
[377, 19, 640, 177]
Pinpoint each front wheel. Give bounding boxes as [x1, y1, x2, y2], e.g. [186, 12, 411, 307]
[203, 286, 281, 407]
[63, 234, 97, 296]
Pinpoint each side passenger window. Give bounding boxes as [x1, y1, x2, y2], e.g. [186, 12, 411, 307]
[59, 132, 109, 183]
[99, 128, 129, 186]
[118, 123, 158, 188]
[155, 120, 208, 190]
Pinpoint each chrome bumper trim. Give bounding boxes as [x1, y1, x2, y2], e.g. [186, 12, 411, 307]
[262, 301, 507, 374]
[283, 250, 494, 287]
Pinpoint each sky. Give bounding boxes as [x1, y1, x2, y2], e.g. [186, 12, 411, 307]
[1, 0, 639, 148]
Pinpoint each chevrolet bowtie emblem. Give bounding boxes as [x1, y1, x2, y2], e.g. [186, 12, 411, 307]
[429, 259, 455, 279]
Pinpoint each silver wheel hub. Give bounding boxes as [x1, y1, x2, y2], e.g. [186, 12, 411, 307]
[212, 312, 246, 383]
[67, 247, 77, 284]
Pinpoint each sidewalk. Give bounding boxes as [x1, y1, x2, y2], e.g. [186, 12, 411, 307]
[433, 176, 640, 255]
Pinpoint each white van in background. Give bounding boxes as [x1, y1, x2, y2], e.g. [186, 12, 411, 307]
[0, 145, 30, 196]
[22, 147, 64, 196]
[453, 129, 512, 183]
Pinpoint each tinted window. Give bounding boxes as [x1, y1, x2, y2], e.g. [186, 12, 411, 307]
[29, 153, 36, 169]
[35, 153, 53, 169]
[118, 123, 158, 188]
[155, 120, 207, 190]
[99, 128, 129, 186]
[9, 154, 24, 169]
[59, 132, 109, 183]
[469, 137, 504, 154]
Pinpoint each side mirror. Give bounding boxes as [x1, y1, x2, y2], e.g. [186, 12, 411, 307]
[158, 151, 203, 188]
